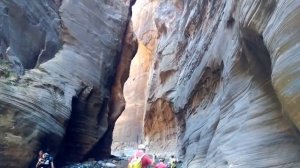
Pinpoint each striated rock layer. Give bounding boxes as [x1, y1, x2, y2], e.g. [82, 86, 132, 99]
[114, 0, 300, 167]
[0, 0, 134, 167]
[85, 20, 138, 160]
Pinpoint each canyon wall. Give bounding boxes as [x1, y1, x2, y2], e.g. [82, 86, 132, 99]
[112, 1, 156, 154]
[112, 41, 153, 154]
[114, 0, 300, 167]
[1, 0, 300, 167]
[0, 0, 135, 167]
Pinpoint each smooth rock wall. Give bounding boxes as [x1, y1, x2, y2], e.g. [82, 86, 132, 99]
[112, 0, 157, 155]
[0, 0, 61, 71]
[0, 0, 132, 167]
[122, 0, 300, 167]
[86, 20, 138, 160]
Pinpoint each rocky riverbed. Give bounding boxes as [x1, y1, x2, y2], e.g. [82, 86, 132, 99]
[62, 157, 128, 168]
[62, 155, 183, 168]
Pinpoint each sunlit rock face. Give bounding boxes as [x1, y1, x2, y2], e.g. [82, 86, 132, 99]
[112, 0, 156, 155]
[112, 41, 153, 154]
[123, 0, 300, 167]
[0, 0, 132, 167]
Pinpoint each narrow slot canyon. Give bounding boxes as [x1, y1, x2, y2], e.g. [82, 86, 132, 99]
[0, 0, 300, 168]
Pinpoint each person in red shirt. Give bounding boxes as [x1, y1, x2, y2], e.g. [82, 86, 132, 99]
[155, 159, 167, 168]
[129, 144, 154, 168]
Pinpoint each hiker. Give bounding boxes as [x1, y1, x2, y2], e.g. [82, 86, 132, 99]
[128, 144, 154, 168]
[155, 159, 167, 168]
[36, 150, 44, 168]
[167, 155, 177, 168]
[36, 152, 55, 168]
[38, 150, 44, 160]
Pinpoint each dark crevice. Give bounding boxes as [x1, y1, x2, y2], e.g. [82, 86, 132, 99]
[85, 123, 114, 160]
[241, 26, 300, 143]
[55, 93, 83, 167]
[226, 15, 235, 28]
[226, 0, 237, 29]
[241, 28, 272, 78]
[84, 0, 138, 162]
[55, 87, 106, 167]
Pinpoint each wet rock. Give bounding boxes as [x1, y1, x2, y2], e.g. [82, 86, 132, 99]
[104, 162, 117, 167]
[63, 158, 128, 168]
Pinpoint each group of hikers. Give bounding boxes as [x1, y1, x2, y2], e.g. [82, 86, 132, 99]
[35, 150, 55, 168]
[35, 144, 176, 168]
[128, 144, 177, 168]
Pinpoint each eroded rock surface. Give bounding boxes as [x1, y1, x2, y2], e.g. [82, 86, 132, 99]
[85, 20, 138, 160]
[0, 0, 61, 71]
[114, 0, 300, 167]
[0, 0, 133, 167]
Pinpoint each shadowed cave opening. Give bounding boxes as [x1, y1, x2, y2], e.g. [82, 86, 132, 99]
[241, 27, 300, 140]
[55, 87, 109, 167]
[240, 27, 300, 138]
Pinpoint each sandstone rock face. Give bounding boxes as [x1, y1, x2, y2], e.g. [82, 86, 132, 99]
[2, 0, 300, 167]
[85, 20, 138, 160]
[116, 0, 300, 167]
[112, 0, 157, 154]
[0, 0, 132, 167]
[0, 0, 61, 72]
[112, 41, 153, 154]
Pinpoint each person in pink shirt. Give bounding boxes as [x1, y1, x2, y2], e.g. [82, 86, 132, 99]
[128, 144, 154, 168]
[155, 159, 167, 168]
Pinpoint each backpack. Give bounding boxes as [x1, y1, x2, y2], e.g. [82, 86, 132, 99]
[128, 153, 145, 168]
[170, 161, 176, 168]
[168, 159, 176, 168]
[38, 156, 53, 168]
